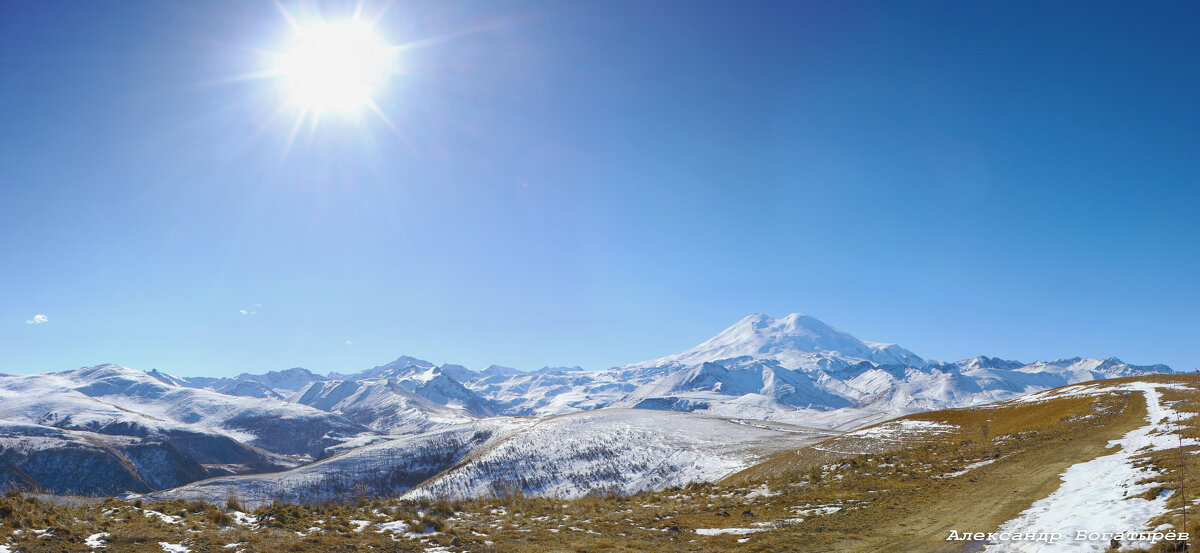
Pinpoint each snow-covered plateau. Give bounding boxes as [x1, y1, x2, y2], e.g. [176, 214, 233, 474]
[0, 312, 1173, 501]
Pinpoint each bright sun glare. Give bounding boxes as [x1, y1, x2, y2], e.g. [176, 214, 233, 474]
[250, 4, 413, 145]
[278, 20, 395, 114]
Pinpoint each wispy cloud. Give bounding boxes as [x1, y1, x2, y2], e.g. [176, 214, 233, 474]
[345, 340, 353, 345]
[26, 314, 48, 325]
[239, 303, 263, 316]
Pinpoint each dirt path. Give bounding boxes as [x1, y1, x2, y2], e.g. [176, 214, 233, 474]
[819, 391, 1149, 553]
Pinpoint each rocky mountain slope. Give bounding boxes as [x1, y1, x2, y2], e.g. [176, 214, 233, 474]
[149, 410, 833, 505]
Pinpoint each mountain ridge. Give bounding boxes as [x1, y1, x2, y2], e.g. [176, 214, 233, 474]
[95, 313, 1179, 425]
[0, 312, 1176, 498]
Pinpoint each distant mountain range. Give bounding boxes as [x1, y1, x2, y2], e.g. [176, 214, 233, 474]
[0, 312, 1173, 499]
[157, 312, 1171, 428]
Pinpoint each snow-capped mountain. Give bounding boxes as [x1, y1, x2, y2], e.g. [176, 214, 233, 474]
[0, 365, 379, 494]
[0, 312, 1175, 499]
[625, 313, 926, 371]
[291, 367, 494, 435]
[0, 365, 373, 456]
[141, 313, 1176, 428]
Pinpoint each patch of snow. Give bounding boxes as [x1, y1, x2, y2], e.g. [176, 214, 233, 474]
[743, 483, 780, 499]
[695, 527, 769, 535]
[938, 458, 999, 479]
[791, 504, 842, 516]
[144, 510, 182, 524]
[378, 520, 411, 533]
[228, 511, 257, 527]
[852, 419, 957, 440]
[85, 532, 110, 548]
[159, 543, 190, 553]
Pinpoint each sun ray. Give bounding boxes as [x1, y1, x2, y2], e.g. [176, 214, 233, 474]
[389, 15, 527, 55]
[282, 109, 309, 157]
[305, 109, 323, 145]
[194, 68, 286, 88]
[364, 0, 397, 27]
[364, 97, 400, 134]
[256, 101, 296, 135]
[274, 1, 304, 33]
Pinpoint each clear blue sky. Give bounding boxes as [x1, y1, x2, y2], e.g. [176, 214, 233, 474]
[2, 1, 1198, 376]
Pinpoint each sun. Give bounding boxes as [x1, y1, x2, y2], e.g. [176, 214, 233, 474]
[242, 4, 421, 145]
[277, 19, 395, 114]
